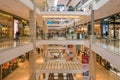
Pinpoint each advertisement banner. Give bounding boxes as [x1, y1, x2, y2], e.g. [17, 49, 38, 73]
[82, 54, 89, 80]
[82, 55, 89, 64]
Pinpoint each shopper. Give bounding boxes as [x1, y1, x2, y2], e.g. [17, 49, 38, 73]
[15, 31, 20, 41]
[78, 50, 80, 56]
[38, 48, 40, 54]
[68, 6, 74, 11]
[77, 33, 79, 39]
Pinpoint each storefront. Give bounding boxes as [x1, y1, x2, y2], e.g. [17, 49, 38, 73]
[110, 64, 120, 76]
[36, 24, 42, 38]
[96, 54, 110, 70]
[0, 11, 29, 40]
[13, 19, 29, 39]
[109, 19, 120, 39]
[2, 58, 18, 79]
[1, 51, 30, 79]
[94, 21, 101, 39]
[0, 11, 13, 39]
[96, 54, 120, 76]
[77, 25, 87, 34]
[101, 12, 120, 39]
[20, 20, 29, 37]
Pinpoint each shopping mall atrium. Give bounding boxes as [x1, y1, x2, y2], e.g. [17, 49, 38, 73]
[0, 0, 120, 80]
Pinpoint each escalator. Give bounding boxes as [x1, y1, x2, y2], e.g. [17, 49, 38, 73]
[48, 73, 74, 80]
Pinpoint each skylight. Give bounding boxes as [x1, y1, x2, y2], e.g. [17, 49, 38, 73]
[54, 0, 59, 7]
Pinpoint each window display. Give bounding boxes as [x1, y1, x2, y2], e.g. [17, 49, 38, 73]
[2, 58, 18, 79]
[94, 23, 101, 38]
[0, 11, 13, 39]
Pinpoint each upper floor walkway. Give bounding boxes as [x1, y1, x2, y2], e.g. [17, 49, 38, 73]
[0, 35, 120, 71]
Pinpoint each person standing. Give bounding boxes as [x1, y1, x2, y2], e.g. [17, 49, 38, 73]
[38, 48, 40, 54]
[15, 31, 20, 41]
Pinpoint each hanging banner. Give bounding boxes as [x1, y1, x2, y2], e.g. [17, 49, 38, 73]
[82, 54, 89, 80]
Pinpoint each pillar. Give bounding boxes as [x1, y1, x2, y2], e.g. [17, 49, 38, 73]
[89, 50, 96, 80]
[41, 18, 48, 33]
[0, 65, 2, 80]
[36, 73, 40, 80]
[42, 45, 47, 61]
[41, 19, 48, 39]
[41, 19, 48, 61]
[29, 8, 36, 80]
[89, 3, 96, 80]
[73, 45, 77, 57]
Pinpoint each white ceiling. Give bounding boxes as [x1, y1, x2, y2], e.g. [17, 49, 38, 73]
[75, 0, 120, 25]
[0, 0, 29, 20]
[0, 0, 120, 27]
[0, 0, 43, 26]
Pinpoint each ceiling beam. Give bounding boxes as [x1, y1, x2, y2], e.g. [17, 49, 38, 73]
[66, 0, 72, 7]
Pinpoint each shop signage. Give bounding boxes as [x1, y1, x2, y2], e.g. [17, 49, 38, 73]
[82, 54, 89, 80]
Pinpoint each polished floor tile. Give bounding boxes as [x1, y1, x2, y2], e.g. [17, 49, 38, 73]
[3, 55, 120, 80]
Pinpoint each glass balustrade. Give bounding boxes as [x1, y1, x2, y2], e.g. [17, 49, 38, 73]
[37, 33, 87, 40]
[0, 33, 86, 51]
[94, 38, 120, 55]
[1, 33, 120, 55]
[0, 36, 32, 51]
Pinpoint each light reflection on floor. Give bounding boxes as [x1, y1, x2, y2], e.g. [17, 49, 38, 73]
[3, 55, 120, 80]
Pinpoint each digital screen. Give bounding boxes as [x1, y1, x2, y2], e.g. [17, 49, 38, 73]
[102, 22, 109, 36]
[47, 21, 54, 24]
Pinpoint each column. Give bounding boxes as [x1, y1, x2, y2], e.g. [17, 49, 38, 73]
[42, 45, 47, 61]
[89, 51, 96, 80]
[29, 8, 36, 80]
[36, 73, 40, 80]
[73, 45, 77, 57]
[41, 18, 48, 62]
[89, 4, 96, 80]
[0, 65, 2, 80]
[42, 20, 48, 40]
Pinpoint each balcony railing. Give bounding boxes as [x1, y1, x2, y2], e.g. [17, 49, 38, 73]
[94, 38, 120, 55]
[0, 33, 120, 55]
[0, 36, 32, 51]
[37, 33, 88, 40]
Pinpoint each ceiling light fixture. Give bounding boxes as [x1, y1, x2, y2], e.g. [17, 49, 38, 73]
[42, 15, 81, 18]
